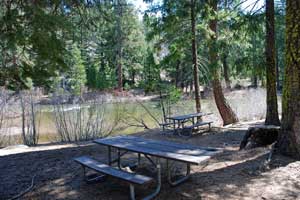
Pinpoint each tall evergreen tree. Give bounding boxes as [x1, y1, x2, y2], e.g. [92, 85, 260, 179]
[265, 0, 280, 125]
[66, 44, 87, 96]
[116, 0, 124, 92]
[208, 0, 238, 125]
[191, 0, 201, 113]
[277, 0, 300, 158]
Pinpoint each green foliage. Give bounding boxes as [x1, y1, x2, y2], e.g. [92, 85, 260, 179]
[158, 84, 182, 118]
[0, 0, 287, 94]
[0, 1, 72, 90]
[140, 47, 161, 93]
[74, 1, 147, 91]
[65, 44, 86, 95]
[164, 85, 182, 104]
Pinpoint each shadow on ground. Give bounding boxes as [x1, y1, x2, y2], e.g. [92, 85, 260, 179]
[0, 128, 299, 200]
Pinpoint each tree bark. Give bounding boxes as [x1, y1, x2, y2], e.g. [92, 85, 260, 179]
[276, 48, 280, 91]
[116, 0, 123, 92]
[251, 35, 258, 88]
[175, 60, 181, 88]
[252, 75, 258, 88]
[191, 0, 201, 113]
[222, 54, 231, 89]
[265, 0, 280, 125]
[277, 0, 300, 159]
[208, 0, 238, 126]
[212, 73, 239, 125]
[131, 71, 135, 86]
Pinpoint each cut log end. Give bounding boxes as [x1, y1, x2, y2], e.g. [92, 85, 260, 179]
[240, 125, 280, 150]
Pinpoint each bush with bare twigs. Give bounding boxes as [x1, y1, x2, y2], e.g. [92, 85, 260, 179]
[52, 94, 122, 142]
[19, 90, 42, 146]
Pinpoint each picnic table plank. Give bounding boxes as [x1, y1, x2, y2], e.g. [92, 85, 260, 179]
[113, 136, 219, 152]
[184, 121, 213, 129]
[117, 136, 219, 155]
[74, 156, 153, 185]
[102, 137, 216, 157]
[167, 112, 213, 121]
[94, 136, 219, 165]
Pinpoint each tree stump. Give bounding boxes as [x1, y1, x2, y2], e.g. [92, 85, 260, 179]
[240, 125, 280, 150]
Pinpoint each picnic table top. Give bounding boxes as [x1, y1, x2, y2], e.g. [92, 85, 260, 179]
[166, 112, 213, 121]
[94, 136, 220, 165]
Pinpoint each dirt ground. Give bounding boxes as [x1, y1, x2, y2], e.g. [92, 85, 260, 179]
[0, 124, 299, 200]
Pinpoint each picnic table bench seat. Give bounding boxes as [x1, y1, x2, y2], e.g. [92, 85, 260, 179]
[161, 112, 214, 136]
[180, 121, 213, 137]
[159, 122, 173, 131]
[74, 156, 155, 200]
[74, 136, 221, 199]
[184, 121, 213, 130]
[74, 156, 153, 185]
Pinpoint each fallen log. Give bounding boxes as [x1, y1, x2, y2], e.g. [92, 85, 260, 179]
[240, 125, 280, 150]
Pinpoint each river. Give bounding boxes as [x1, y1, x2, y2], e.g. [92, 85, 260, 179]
[0, 88, 279, 146]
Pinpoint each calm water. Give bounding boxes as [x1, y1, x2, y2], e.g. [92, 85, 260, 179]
[37, 99, 215, 136]
[0, 99, 217, 145]
[1, 89, 279, 146]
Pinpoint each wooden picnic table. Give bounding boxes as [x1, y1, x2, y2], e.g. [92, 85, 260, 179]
[75, 135, 220, 199]
[166, 112, 213, 135]
[167, 112, 208, 121]
[93, 135, 220, 198]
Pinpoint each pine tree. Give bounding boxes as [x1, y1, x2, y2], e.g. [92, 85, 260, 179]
[277, 0, 300, 158]
[67, 44, 87, 96]
[191, 0, 201, 113]
[208, 0, 238, 126]
[265, 0, 280, 125]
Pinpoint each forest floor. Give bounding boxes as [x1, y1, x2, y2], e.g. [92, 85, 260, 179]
[0, 121, 299, 200]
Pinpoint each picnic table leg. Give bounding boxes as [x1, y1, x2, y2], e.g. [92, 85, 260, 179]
[175, 120, 183, 135]
[80, 164, 106, 183]
[173, 120, 176, 135]
[166, 160, 191, 186]
[115, 149, 139, 172]
[129, 160, 161, 200]
[108, 146, 112, 166]
[117, 148, 121, 169]
[138, 153, 141, 165]
[129, 184, 136, 200]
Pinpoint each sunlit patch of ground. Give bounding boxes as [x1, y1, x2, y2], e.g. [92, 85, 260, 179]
[0, 123, 298, 200]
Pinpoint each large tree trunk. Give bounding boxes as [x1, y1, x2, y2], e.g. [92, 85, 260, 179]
[191, 0, 201, 113]
[175, 60, 181, 88]
[277, 0, 300, 159]
[222, 54, 231, 89]
[131, 71, 135, 86]
[276, 48, 280, 91]
[251, 35, 258, 88]
[116, 0, 123, 92]
[209, 0, 238, 126]
[252, 75, 258, 88]
[265, 0, 280, 125]
[212, 75, 239, 125]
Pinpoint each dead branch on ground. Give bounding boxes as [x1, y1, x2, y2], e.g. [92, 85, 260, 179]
[9, 175, 36, 200]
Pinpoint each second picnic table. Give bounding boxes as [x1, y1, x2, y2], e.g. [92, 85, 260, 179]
[166, 112, 213, 135]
